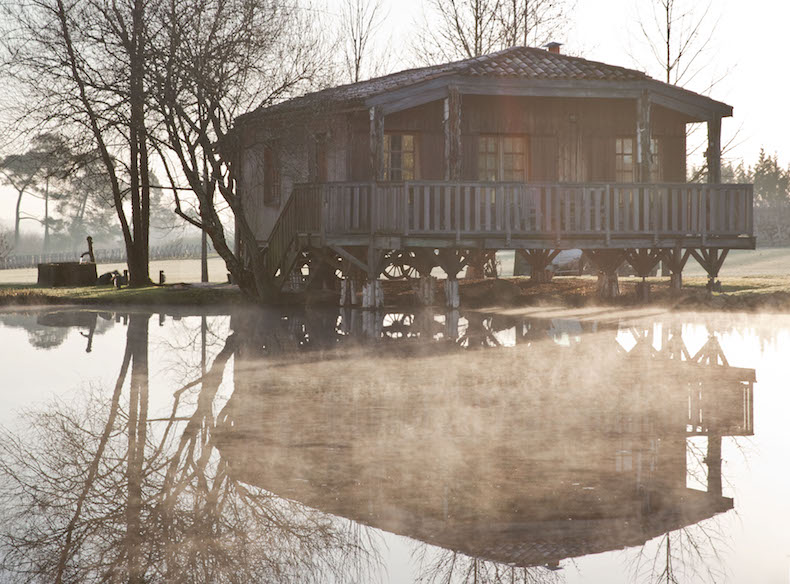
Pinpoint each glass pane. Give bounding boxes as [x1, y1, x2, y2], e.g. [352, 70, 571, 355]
[403, 135, 413, 150]
[623, 139, 632, 154]
[390, 134, 402, 151]
[403, 152, 414, 171]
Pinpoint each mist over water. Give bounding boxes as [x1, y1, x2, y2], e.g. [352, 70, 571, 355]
[0, 306, 788, 583]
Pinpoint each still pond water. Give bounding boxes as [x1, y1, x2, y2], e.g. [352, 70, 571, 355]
[0, 306, 788, 583]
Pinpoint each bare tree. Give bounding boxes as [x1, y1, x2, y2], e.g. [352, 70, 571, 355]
[1, 0, 165, 286]
[413, 0, 572, 63]
[632, 0, 732, 180]
[340, 0, 387, 83]
[0, 149, 40, 249]
[146, 0, 330, 301]
[634, 0, 717, 87]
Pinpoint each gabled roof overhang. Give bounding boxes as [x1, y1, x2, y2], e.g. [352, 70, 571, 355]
[365, 74, 732, 122]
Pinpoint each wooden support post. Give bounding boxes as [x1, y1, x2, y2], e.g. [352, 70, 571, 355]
[444, 279, 460, 309]
[436, 248, 466, 308]
[411, 249, 438, 306]
[516, 249, 560, 282]
[445, 308, 460, 340]
[636, 90, 652, 183]
[444, 86, 462, 181]
[690, 247, 728, 292]
[625, 248, 662, 301]
[362, 245, 384, 309]
[585, 249, 626, 300]
[707, 116, 722, 184]
[663, 247, 691, 291]
[369, 106, 385, 181]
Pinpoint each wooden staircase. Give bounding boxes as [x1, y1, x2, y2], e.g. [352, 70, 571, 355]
[262, 185, 321, 291]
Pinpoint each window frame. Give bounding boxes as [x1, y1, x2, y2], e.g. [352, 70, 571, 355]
[477, 134, 529, 182]
[383, 133, 418, 182]
[615, 137, 635, 183]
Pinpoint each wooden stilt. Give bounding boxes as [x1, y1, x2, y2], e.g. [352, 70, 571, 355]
[690, 248, 729, 292]
[625, 248, 663, 301]
[411, 249, 438, 306]
[436, 249, 467, 308]
[516, 249, 560, 283]
[663, 248, 691, 291]
[584, 250, 626, 299]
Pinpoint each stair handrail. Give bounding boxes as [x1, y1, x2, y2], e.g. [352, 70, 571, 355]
[263, 185, 321, 278]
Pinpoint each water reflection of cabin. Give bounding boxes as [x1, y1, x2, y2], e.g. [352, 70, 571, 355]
[230, 45, 754, 304]
[219, 313, 755, 569]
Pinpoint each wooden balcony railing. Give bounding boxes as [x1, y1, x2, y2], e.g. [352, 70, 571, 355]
[291, 181, 753, 240]
[265, 181, 753, 278]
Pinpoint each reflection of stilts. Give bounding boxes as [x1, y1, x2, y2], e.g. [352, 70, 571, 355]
[691, 334, 729, 366]
[662, 323, 691, 361]
[457, 314, 500, 348]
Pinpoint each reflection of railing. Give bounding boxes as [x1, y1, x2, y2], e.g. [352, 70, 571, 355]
[289, 181, 754, 241]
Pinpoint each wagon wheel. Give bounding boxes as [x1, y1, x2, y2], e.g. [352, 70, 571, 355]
[382, 313, 415, 337]
[482, 251, 499, 278]
[383, 251, 417, 280]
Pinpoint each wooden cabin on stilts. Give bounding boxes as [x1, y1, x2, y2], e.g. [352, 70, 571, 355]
[226, 45, 755, 308]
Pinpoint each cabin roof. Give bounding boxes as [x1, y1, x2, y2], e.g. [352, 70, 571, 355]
[238, 45, 732, 125]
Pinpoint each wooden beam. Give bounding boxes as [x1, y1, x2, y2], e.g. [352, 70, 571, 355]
[707, 116, 722, 184]
[444, 86, 462, 181]
[330, 245, 369, 274]
[636, 90, 652, 183]
[369, 106, 384, 181]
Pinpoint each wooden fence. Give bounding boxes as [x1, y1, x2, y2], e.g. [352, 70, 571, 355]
[0, 242, 210, 270]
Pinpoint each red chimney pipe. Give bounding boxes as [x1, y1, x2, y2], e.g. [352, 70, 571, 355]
[544, 42, 563, 54]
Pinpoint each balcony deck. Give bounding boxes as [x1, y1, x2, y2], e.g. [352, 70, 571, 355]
[265, 181, 754, 279]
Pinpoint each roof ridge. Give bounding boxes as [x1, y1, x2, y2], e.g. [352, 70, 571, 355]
[460, 45, 650, 79]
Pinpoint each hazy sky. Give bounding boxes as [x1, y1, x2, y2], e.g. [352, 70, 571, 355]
[371, 0, 789, 167]
[2, 0, 788, 233]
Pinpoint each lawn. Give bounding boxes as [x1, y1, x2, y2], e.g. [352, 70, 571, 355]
[0, 282, 244, 307]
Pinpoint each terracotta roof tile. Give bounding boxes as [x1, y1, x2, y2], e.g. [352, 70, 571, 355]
[244, 46, 649, 119]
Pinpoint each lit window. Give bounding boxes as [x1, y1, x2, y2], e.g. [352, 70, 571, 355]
[478, 135, 527, 181]
[384, 134, 416, 181]
[615, 137, 634, 182]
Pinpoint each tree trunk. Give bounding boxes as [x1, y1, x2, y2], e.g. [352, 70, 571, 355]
[125, 314, 149, 584]
[43, 176, 50, 253]
[14, 191, 22, 249]
[127, 0, 150, 287]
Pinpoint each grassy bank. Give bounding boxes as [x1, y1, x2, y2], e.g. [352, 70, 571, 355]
[3, 275, 790, 312]
[0, 283, 245, 307]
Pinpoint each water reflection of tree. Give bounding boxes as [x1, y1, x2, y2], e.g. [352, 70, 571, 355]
[413, 548, 564, 584]
[628, 519, 728, 584]
[0, 313, 369, 583]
